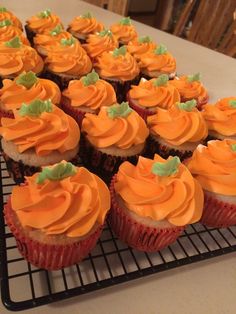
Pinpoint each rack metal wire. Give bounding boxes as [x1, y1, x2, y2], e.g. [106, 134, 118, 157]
[0, 155, 236, 311]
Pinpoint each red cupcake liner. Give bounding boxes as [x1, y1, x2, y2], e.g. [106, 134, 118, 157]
[201, 192, 236, 228]
[108, 176, 185, 252]
[60, 97, 85, 127]
[126, 92, 156, 121]
[79, 135, 145, 184]
[41, 70, 78, 91]
[0, 108, 14, 124]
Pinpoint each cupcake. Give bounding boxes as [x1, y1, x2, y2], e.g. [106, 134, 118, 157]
[4, 161, 110, 270]
[61, 70, 116, 126]
[110, 17, 137, 46]
[94, 46, 140, 102]
[0, 19, 30, 45]
[80, 102, 149, 183]
[82, 29, 118, 61]
[0, 99, 80, 184]
[44, 36, 92, 90]
[126, 35, 157, 61]
[147, 99, 208, 160]
[25, 9, 63, 45]
[0, 37, 44, 87]
[0, 6, 22, 29]
[186, 139, 236, 227]
[33, 24, 74, 58]
[138, 44, 176, 79]
[169, 73, 209, 110]
[127, 75, 180, 120]
[0, 71, 61, 119]
[67, 12, 104, 43]
[202, 97, 236, 140]
[109, 154, 203, 252]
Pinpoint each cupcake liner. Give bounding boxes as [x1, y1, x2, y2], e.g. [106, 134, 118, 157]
[24, 25, 36, 46]
[79, 135, 144, 184]
[109, 176, 185, 252]
[4, 199, 103, 270]
[126, 92, 156, 121]
[147, 135, 193, 161]
[0, 108, 14, 124]
[201, 192, 236, 228]
[60, 98, 86, 127]
[42, 70, 78, 91]
[1, 151, 81, 185]
[141, 72, 176, 81]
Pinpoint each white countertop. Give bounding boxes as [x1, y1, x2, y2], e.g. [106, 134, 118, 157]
[0, 1, 236, 313]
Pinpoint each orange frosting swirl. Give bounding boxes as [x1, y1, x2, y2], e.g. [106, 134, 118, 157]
[62, 78, 116, 111]
[34, 30, 73, 53]
[139, 50, 176, 75]
[26, 12, 63, 34]
[0, 105, 80, 156]
[45, 41, 92, 76]
[0, 76, 61, 111]
[94, 50, 139, 81]
[126, 39, 157, 60]
[82, 106, 149, 149]
[11, 166, 110, 237]
[82, 32, 118, 59]
[0, 25, 30, 45]
[129, 78, 180, 109]
[0, 43, 44, 76]
[202, 97, 236, 136]
[110, 23, 137, 44]
[114, 155, 203, 226]
[147, 104, 208, 145]
[68, 16, 104, 34]
[169, 75, 208, 102]
[186, 139, 236, 195]
[0, 10, 22, 29]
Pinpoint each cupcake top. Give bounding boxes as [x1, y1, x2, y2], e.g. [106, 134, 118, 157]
[0, 7, 22, 29]
[82, 29, 118, 59]
[0, 19, 30, 45]
[33, 25, 73, 54]
[26, 9, 63, 34]
[186, 139, 236, 196]
[138, 44, 176, 76]
[126, 36, 157, 61]
[202, 97, 236, 137]
[94, 46, 140, 81]
[11, 161, 110, 237]
[0, 71, 61, 111]
[45, 37, 92, 76]
[82, 102, 149, 149]
[169, 73, 208, 103]
[147, 99, 208, 145]
[110, 17, 137, 44]
[68, 12, 104, 35]
[128, 75, 180, 109]
[0, 37, 44, 77]
[62, 70, 116, 111]
[114, 154, 203, 226]
[0, 99, 80, 156]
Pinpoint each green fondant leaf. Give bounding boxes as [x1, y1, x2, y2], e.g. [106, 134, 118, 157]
[112, 45, 126, 57]
[187, 73, 201, 83]
[0, 7, 7, 12]
[229, 99, 236, 108]
[37, 9, 51, 18]
[81, 12, 92, 18]
[177, 99, 197, 111]
[61, 36, 76, 46]
[16, 71, 38, 89]
[119, 17, 131, 25]
[151, 156, 181, 176]
[19, 99, 53, 117]
[153, 74, 169, 87]
[107, 102, 132, 119]
[99, 29, 112, 37]
[231, 144, 236, 152]
[81, 70, 99, 86]
[0, 19, 12, 27]
[36, 162, 76, 184]
[138, 36, 151, 43]
[5, 36, 21, 48]
[50, 24, 63, 36]
[154, 44, 167, 55]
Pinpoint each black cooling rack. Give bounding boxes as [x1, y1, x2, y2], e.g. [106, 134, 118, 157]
[0, 156, 236, 312]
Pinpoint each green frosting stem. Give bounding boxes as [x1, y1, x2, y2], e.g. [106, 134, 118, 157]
[177, 99, 197, 111]
[107, 102, 132, 119]
[119, 16, 131, 25]
[187, 73, 201, 83]
[16, 71, 38, 89]
[231, 144, 236, 152]
[0, 7, 7, 12]
[50, 24, 63, 36]
[5, 36, 21, 48]
[154, 44, 167, 55]
[81, 70, 99, 86]
[138, 36, 152, 43]
[61, 36, 76, 46]
[229, 99, 236, 108]
[99, 29, 112, 37]
[152, 156, 181, 176]
[19, 99, 53, 117]
[0, 19, 12, 27]
[153, 74, 169, 87]
[37, 9, 51, 18]
[36, 162, 76, 184]
[112, 46, 126, 57]
[81, 12, 93, 18]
